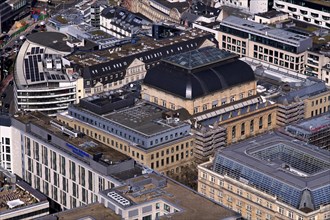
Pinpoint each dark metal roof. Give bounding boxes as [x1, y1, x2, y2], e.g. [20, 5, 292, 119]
[80, 33, 216, 85]
[143, 48, 255, 99]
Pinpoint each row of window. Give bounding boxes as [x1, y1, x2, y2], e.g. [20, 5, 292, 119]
[150, 150, 193, 169]
[231, 114, 272, 138]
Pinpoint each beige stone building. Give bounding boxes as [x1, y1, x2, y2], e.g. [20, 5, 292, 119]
[198, 133, 330, 220]
[142, 47, 257, 115]
[57, 101, 195, 176]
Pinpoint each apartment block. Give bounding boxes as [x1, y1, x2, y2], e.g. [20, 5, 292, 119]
[57, 96, 195, 175]
[198, 132, 330, 220]
[273, 0, 330, 29]
[219, 16, 312, 73]
[10, 112, 143, 211]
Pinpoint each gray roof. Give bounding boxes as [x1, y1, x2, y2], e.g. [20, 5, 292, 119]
[222, 16, 311, 47]
[213, 132, 330, 210]
[214, 132, 330, 189]
[286, 113, 330, 135]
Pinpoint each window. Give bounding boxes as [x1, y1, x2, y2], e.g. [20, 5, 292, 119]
[164, 204, 170, 212]
[156, 203, 160, 209]
[259, 117, 263, 129]
[241, 123, 245, 136]
[232, 126, 236, 138]
[268, 114, 272, 127]
[250, 120, 254, 132]
[279, 207, 284, 215]
[288, 211, 293, 219]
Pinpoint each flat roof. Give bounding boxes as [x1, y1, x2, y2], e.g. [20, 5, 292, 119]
[26, 32, 72, 53]
[102, 173, 239, 219]
[256, 10, 287, 19]
[287, 113, 330, 134]
[13, 112, 130, 163]
[66, 28, 213, 68]
[104, 102, 187, 136]
[46, 203, 121, 220]
[214, 132, 330, 189]
[221, 16, 310, 45]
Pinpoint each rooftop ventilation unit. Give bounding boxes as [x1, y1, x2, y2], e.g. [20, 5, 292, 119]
[107, 192, 130, 206]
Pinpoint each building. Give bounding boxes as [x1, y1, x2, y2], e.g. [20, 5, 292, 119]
[13, 32, 93, 116]
[99, 173, 241, 220]
[283, 113, 330, 150]
[123, 0, 190, 23]
[0, 114, 12, 172]
[254, 10, 289, 24]
[0, 0, 27, 33]
[218, 16, 312, 73]
[273, 0, 330, 29]
[37, 203, 121, 220]
[198, 132, 330, 220]
[142, 46, 257, 115]
[10, 111, 144, 210]
[321, 62, 330, 86]
[305, 48, 330, 78]
[242, 56, 330, 126]
[57, 97, 195, 175]
[217, 0, 274, 14]
[100, 6, 152, 39]
[0, 167, 49, 220]
[65, 27, 217, 97]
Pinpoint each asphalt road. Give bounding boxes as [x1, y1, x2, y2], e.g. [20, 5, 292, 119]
[0, 81, 14, 114]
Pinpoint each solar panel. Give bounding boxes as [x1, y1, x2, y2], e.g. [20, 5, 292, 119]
[40, 72, 45, 81]
[24, 59, 30, 80]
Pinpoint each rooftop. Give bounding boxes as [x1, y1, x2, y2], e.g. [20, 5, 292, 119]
[101, 173, 240, 219]
[214, 133, 330, 190]
[144, 47, 255, 99]
[0, 168, 47, 214]
[221, 16, 311, 46]
[150, 0, 189, 13]
[13, 112, 130, 164]
[286, 113, 330, 135]
[163, 46, 235, 69]
[26, 32, 72, 53]
[104, 102, 187, 136]
[66, 28, 215, 79]
[39, 203, 121, 220]
[256, 10, 287, 19]
[213, 132, 330, 209]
